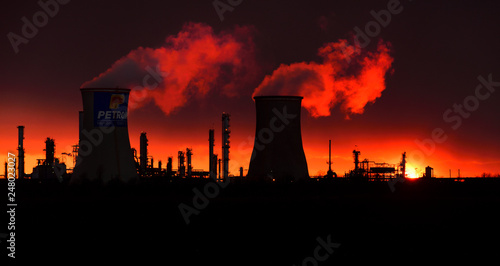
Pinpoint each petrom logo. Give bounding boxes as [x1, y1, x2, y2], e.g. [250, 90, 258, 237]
[94, 92, 129, 127]
[109, 94, 125, 109]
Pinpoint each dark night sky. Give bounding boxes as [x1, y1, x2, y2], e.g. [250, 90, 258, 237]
[1, 0, 499, 177]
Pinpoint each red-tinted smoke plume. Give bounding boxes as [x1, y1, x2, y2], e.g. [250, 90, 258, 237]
[253, 39, 393, 117]
[82, 22, 257, 115]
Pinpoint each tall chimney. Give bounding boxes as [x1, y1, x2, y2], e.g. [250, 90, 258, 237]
[213, 154, 218, 179]
[140, 132, 148, 173]
[222, 113, 230, 182]
[178, 151, 185, 177]
[71, 88, 138, 184]
[209, 129, 215, 179]
[167, 157, 173, 178]
[186, 148, 193, 178]
[247, 96, 309, 182]
[401, 152, 406, 178]
[326, 140, 337, 178]
[17, 126, 25, 179]
[45, 137, 55, 166]
[218, 158, 221, 180]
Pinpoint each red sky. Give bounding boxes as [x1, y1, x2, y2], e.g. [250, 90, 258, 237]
[1, 88, 498, 178]
[1, 0, 499, 178]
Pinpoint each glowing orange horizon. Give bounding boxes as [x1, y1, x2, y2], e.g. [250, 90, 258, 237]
[1, 24, 498, 180]
[1, 121, 498, 179]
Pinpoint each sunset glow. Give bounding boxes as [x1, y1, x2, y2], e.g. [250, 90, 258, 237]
[3, 1, 500, 264]
[405, 163, 420, 179]
[1, 4, 499, 180]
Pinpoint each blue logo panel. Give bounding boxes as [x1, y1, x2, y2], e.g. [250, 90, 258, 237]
[94, 92, 128, 127]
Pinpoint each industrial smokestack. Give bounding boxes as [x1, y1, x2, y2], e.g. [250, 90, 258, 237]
[178, 151, 185, 177]
[218, 158, 221, 180]
[209, 129, 215, 179]
[186, 148, 193, 178]
[213, 154, 218, 179]
[247, 96, 309, 182]
[326, 140, 337, 178]
[17, 126, 24, 179]
[167, 157, 173, 178]
[222, 113, 230, 182]
[45, 138, 55, 166]
[140, 132, 148, 173]
[71, 88, 138, 184]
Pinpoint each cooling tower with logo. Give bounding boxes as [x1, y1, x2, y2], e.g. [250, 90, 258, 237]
[71, 88, 138, 184]
[247, 96, 309, 182]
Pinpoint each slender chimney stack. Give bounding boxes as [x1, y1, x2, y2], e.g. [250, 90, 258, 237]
[326, 140, 337, 178]
[178, 151, 185, 177]
[72, 88, 138, 184]
[209, 129, 215, 179]
[167, 157, 173, 178]
[45, 138, 55, 166]
[218, 158, 221, 180]
[401, 152, 406, 178]
[213, 154, 218, 179]
[17, 126, 25, 179]
[140, 132, 148, 173]
[247, 96, 309, 182]
[222, 113, 230, 182]
[186, 148, 192, 178]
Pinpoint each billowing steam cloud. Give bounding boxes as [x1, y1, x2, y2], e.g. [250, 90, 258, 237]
[82, 22, 257, 114]
[253, 39, 393, 117]
[84, 22, 393, 118]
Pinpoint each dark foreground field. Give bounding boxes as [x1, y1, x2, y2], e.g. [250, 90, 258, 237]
[3, 178, 500, 265]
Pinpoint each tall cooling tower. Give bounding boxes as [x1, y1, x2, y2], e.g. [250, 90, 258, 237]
[72, 88, 138, 184]
[247, 96, 309, 182]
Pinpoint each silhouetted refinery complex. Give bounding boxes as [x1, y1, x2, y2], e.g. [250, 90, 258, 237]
[3, 88, 498, 184]
[4, 87, 500, 264]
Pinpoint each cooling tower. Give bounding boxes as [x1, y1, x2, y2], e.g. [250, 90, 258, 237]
[247, 96, 309, 182]
[71, 88, 138, 184]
